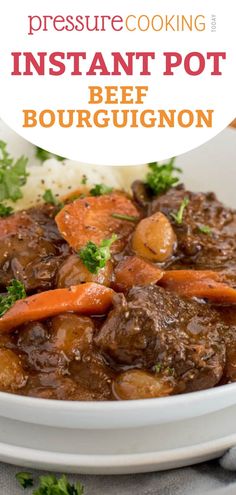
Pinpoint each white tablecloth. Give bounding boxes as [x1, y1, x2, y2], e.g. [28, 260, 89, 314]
[1, 459, 236, 494]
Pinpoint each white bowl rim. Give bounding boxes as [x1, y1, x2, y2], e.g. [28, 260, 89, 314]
[0, 381, 236, 411]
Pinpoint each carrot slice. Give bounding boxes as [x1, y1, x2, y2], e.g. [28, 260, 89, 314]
[55, 192, 139, 253]
[114, 256, 163, 291]
[0, 283, 114, 333]
[159, 270, 236, 303]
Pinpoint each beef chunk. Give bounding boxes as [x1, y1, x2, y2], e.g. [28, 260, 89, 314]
[213, 306, 236, 383]
[95, 285, 226, 393]
[0, 205, 70, 292]
[149, 185, 236, 274]
[15, 317, 114, 401]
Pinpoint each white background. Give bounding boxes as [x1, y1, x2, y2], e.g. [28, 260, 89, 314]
[0, 0, 235, 166]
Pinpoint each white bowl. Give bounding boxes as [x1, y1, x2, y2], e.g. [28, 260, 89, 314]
[0, 383, 236, 429]
[0, 404, 236, 474]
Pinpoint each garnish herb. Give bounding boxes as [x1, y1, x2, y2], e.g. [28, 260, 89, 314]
[81, 175, 87, 185]
[111, 213, 139, 223]
[153, 363, 174, 376]
[15, 472, 84, 495]
[0, 203, 13, 217]
[198, 225, 212, 235]
[43, 189, 65, 211]
[0, 280, 26, 318]
[145, 157, 181, 196]
[90, 184, 113, 196]
[67, 193, 86, 202]
[43, 189, 59, 206]
[16, 472, 34, 489]
[170, 197, 189, 225]
[35, 147, 65, 163]
[33, 474, 84, 495]
[0, 140, 28, 202]
[166, 367, 175, 376]
[153, 363, 162, 373]
[79, 234, 117, 274]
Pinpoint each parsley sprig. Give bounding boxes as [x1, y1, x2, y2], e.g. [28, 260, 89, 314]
[198, 225, 212, 235]
[43, 189, 62, 207]
[170, 197, 189, 225]
[16, 472, 84, 494]
[0, 141, 28, 202]
[90, 184, 113, 196]
[0, 280, 26, 317]
[15, 472, 33, 489]
[81, 175, 87, 185]
[153, 363, 175, 376]
[79, 234, 117, 274]
[111, 213, 138, 223]
[145, 158, 181, 196]
[0, 203, 13, 217]
[34, 474, 84, 495]
[36, 147, 65, 163]
[153, 363, 162, 374]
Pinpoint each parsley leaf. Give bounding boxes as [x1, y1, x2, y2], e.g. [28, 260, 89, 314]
[81, 175, 87, 185]
[0, 203, 13, 217]
[16, 471, 34, 489]
[0, 141, 28, 202]
[42, 190, 64, 211]
[111, 213, 139, 223]
[43, 189, 59, 206]
[90, 184, 113, 196]
[57, 475, 84, 495]
[145, 158, 181, 196]
[153, 363, 162, 373]
[33, 474, 84, 495]
[153, 363, 175, 376]
[170, 197, 189, 225]
[198, 225, 212, 235]
[36, 147, 65, 163]
[0, 279, 26, 317]
[166, 367, 175, 376]
[33, 475, 56, 494]
[79, 234, 117, 274]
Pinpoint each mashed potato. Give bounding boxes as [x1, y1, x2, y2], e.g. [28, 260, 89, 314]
[0, 120, 147, 211]
[13, 161, 147, 211]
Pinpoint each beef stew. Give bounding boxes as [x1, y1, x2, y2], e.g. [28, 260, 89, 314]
[0, 169, 236, 401]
